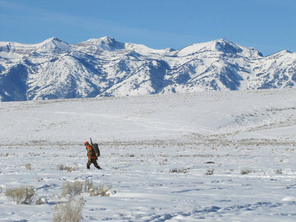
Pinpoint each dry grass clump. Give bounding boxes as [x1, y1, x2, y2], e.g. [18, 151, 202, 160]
[169, 168, 190, 174]
[36, 197, 47, 205]
[84, 179, 94, 192]
[25, 163, 32, 170]
[52, 196, 85, 222]
[159, 158, 168, 165]
[66, 167, 74, 172]
[57, 164, 67, 170]
[241, 168, 253, 175]
[274, 169, 283, 174]
[125, 153, 135, 157]
[62, 181, 83, 197]
[205, 169, 214, 175]
[62, 180, 112, 197]
[6, 185, 35, 204]
[89, 184, 113, 197]
[57, 164, 76, 172]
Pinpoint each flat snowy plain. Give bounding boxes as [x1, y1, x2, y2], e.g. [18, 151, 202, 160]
[0, 89, 296, 221]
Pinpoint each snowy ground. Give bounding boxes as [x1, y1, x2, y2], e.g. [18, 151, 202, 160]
[0, 89, 296, 221]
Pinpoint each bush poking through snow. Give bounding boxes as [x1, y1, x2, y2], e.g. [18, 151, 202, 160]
[84, 179, 94, 192]
[57, 164, 67, 170]
[124, 153, 135, 157]
[25, 163, 32, 170]
[275, 169, 283, 174]
[52, 196, 85, 222]
[66, 167, 73, 172]
[5, 185, 35, 204]
[205, 169, 214, 175]
[36, 197, 47, 205]
[62, 181, 83, 197]
[99, 184, 113, 196]
[241, 168, 253, 175]
[169, 168, 190, 174]
[62, 180, 112, 197]
[57, 164, 75, 172]
[0, 186, 3, 194]
[89, 184, 113, 196]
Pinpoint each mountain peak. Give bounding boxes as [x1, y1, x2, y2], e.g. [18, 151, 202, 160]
[40, 37, 66, 45]
[174, 38, 263, 58]
[47, 37, 62, 42]
[99, 36, 116, 43]
[36, 37, 71, 54]
[214, 39, 242, 53]
[215, 38, 232, 43]
[83, 36, 125, 51]
[213, 38, 263, 57]
[86, 36, 116, 44]
[266, 50, 292, 59]
[176, 38, 241, 56]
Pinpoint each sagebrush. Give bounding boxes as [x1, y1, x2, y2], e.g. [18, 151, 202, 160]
[62, 180, 112, 197]
[84, 179, 94, 192]
[169, 168, 190, 174]
[25, 163, 32, 170]
[6, 185, 35, 204]
[89, 184, 112, 196]
[57, 164, 75, 172]
[241, 168, 253, 175]
[205, 169, 214, 175]
[62, 181, 83, 197]
[52, 196, 85, 222]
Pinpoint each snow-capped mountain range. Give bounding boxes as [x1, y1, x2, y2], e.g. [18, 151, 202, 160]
[0, 36, 295, 101]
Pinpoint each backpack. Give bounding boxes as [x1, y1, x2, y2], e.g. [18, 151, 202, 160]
[92, 143, 100, 157]
[90, 138, 100, 157]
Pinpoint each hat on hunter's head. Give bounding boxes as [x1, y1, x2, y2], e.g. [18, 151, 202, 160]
[84, 141, 89, 145]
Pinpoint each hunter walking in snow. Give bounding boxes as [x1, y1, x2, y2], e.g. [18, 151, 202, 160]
[85, 141, 102, 170]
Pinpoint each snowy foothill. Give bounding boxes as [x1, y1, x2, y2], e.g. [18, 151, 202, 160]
[0, 89, 296, 221]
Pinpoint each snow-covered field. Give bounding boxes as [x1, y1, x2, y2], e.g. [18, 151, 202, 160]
[0, 89, 296, 221]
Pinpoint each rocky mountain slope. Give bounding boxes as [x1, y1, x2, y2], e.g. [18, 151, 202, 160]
[0, 36, 295, 101]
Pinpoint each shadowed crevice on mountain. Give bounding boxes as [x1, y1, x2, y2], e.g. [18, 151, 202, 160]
[149, 60, 170, 94]
[0, 64, 28, 101]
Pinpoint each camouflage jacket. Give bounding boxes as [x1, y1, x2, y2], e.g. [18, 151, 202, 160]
[86, 145, 97, 160]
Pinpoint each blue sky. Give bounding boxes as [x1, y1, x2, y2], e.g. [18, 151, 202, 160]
[0, 0, 295, 56]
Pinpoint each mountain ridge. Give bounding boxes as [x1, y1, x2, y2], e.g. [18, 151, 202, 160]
[0, 37, 295, 102]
